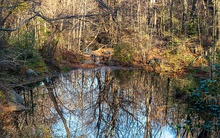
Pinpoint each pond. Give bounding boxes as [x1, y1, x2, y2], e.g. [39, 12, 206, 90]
[9, 67, 213, 137]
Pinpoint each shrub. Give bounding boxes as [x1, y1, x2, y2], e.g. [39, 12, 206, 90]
[184, 74, 220, 134]
[8, 31, 47, 72]
[113, 42, 134, 63]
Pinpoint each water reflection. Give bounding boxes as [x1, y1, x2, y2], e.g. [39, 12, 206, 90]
[20, 67, 184, 137]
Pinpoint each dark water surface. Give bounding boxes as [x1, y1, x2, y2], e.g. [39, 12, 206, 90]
[19, 67, 190, 138]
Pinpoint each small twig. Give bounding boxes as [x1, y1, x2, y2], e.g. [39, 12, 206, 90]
[13, 52, 25, 62]
[83, 25, 101, 51]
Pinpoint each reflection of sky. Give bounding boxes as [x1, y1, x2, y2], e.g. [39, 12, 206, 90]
[52, 115, 176, 138]
[50, 67, 177, 138]
[154, 126, 176, 138]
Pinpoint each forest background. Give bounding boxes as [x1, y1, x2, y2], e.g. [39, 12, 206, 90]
[0, 0, 220, 80]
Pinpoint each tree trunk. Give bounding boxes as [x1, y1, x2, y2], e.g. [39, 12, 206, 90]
[169, 0, 174, 49]
[211, 0, 219, 79]
[182, 0, 188, 36]
[115, 0, 121, 43]
[217, 0, 220, 45]
[190, 0, 197, 19]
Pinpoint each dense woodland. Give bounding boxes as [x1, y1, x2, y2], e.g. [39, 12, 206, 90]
[0, 0, 220, 137]
[0, 0, 220, 75]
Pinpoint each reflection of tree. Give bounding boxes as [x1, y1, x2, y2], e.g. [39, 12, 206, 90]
[79, 68, 177, 137]
[95, 68, 117, 137]
[113, 69, 134, 85]
[94, 68, 143, 137]
[44, 79, 71, 138]
[144, 78, 152, 138]
[108, 89, 119, 137]
[12, 67, 193, 137]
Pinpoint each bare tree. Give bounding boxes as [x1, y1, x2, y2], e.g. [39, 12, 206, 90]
[182, 0, 188, 36]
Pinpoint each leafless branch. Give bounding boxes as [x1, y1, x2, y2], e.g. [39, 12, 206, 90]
[0, 11, 107, 32]
[1, 2, 19, 25]
[0, 13, 38, 31]
[0, 0, 114, 32]
[95, 0, 113, 13]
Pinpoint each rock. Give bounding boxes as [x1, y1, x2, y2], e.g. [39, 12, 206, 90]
[26, 69, 38, 77]
[8, 90, 26, 112]
[0, 88, 26, 112]
[10, 90, 24, 104]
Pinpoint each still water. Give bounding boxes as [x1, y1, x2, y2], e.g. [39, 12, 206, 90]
[20, 67, 188, 138]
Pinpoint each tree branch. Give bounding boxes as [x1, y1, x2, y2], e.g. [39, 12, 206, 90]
[1, 2, 19, 25]
[0, 12, 107, 32]
[0, 0, 114, 32]
[95, 0, 113, 12]
[42, 13, 100, 21]
[0, 13, 38, 31]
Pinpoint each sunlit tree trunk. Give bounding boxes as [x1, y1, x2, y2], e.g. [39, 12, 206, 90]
[137, 0, 144, 61]
[159, 0, 166, 37]
[115, 0, 121, 43]
[211, 0, 218, 79]
[145, 0, 152, 57]
[182, 0, 188, 37]
[78, 5, 83, 52]
[169, 0, 174, 49]
[72, 0, 77, 50]
[81, 0, 87, 60]
[217, 0, 220, 49]
[202, 0, 211, 60]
